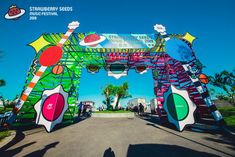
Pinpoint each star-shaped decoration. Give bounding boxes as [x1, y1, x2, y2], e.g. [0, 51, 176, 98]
[28, 35, 51, 54]
[182, 32, 196, 44]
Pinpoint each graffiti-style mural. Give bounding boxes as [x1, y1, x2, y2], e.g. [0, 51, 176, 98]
[5, 21, 225, 132]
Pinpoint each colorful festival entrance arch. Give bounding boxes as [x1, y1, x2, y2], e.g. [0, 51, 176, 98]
[6, 21, 225, 132]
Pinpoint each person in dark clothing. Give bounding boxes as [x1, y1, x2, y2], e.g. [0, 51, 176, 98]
[139, 103, 144, 116]
[78, 102, 83, 116]
[133, 105, 138, 115]
[103, 147, 115, 157]
[82, 105, 87, 116]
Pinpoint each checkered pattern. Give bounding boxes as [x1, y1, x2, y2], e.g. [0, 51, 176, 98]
[182, 64, 224, 125]
[156, 32, 225, 125]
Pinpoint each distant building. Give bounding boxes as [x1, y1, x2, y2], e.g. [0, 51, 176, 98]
[81, 101, 95, 111]
[150, 98, 158, 114]
[81, 101, 95, 106]
[127, 98, 146, 109]
[0, 100, 3, 108]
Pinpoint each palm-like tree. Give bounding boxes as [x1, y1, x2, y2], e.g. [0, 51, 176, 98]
[210, 70, 235, 105]
[0, 51, 6, 87]
[102, 84, 115, 110]
[114, 82, 131, 110]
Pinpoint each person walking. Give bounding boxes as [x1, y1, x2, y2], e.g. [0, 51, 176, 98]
[139, 103, 144, 116]
[78, 102, 83, 116]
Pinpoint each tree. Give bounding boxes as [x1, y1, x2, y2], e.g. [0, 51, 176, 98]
[114, 82, 131, 110]
[210, 69, 235, 105]
[0, 51, 6, 87]
[102, 84, 115, 110]
[0, 80, 6, 87]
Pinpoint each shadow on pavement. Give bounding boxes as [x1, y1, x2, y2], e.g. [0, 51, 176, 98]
[146, 123, 234, 157]
[203, 136, 235, 150]
[138, 114, 177, 130]
[126, 144, 220, 157]
[0, 130, 25, 151]
[139, 113, 223, 134]
[23, 141, 59, 157]
[53, 116, 89, 132]
[103, 147, 115, 157]
[10, 115, 89, 133]
[0, 141, 36, 157]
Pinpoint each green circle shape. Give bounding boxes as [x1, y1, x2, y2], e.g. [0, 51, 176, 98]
[110, 64, 125, 74]
[167, 93, 189, 121]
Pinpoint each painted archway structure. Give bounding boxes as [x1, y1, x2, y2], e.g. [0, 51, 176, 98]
[6, 21, 225, 132]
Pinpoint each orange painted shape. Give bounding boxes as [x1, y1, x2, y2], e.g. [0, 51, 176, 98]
[63, 36, 69, 40]
[36, 71, 43, 77]
[13, 106, 20, 114]
[21, 94, 28, 101]
[57, 43, 63, 47]
[52, 64, 64, 75]
[199, 73, 209, 84]
[28, 82, 36, 88]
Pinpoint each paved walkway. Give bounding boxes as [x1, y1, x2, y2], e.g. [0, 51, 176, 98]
[1, 116, 235, 157]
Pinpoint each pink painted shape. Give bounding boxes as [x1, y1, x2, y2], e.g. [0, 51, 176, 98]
[42, 93, 65, 121]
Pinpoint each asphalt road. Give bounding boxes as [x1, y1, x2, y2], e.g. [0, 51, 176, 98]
[1, 116, 235, 157]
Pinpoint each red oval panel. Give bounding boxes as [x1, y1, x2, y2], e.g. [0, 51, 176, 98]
[136, 66, 146, 72]
[39, 46, 63, 66]
[42, 93, 65, 121]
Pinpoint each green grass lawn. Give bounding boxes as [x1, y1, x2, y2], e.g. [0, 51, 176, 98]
[218, 106, 235, 131]
[17, 112, 35, 119]
[0, 130, 11, 141]
[0, 107, 13, 114]
[93, 110, 131, 113]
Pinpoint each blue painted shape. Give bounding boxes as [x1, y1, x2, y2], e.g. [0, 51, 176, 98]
[165, 38, 194, 62]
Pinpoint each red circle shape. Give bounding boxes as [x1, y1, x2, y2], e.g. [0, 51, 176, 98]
[39, 46, 63, 66]
[84, 34, 100, 43]
[42, 93, 65, 121]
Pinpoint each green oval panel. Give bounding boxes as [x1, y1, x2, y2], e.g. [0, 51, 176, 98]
[167, 93, 189, 121]
[110, 64, 125, 74]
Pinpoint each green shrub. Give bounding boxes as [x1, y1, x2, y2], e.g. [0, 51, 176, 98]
[0, 130, 11, 141]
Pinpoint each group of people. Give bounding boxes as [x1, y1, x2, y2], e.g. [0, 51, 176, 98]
[132, 103, 145, 116]
[98, 106, 105, 111]
[77, 102, 92, 117]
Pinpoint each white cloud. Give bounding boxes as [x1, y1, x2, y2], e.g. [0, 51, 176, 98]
[154, 24, 166, 33]
[68, 21, 80, 29]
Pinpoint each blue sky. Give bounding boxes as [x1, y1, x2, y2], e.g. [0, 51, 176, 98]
[0, 0, 235, 107]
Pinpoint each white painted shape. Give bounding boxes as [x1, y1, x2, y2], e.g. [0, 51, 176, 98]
[59, 38, 67, 44]
[68, 21, 80, 29]
[64, 31, 72, 37]
[34, 85, 69, 132]
[163, 85, 196, 131]
[31, 75, 41, 83]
